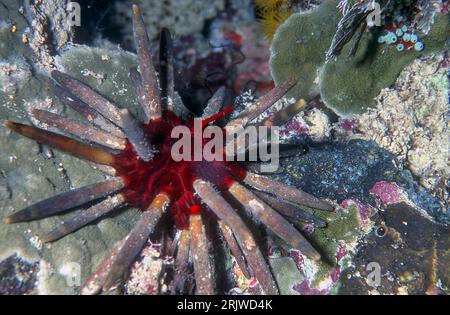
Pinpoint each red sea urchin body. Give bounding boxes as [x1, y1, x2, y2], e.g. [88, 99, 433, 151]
[3, 5, 334, 294]
[112, 109, 247, 229]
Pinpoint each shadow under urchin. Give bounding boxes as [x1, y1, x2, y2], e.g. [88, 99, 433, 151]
[3, 5, 334, 295]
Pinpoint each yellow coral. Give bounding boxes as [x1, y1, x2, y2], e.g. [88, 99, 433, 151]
[255, 0, 295, 41]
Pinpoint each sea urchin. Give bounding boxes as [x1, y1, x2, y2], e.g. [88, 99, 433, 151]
[3, 5, 334, 295]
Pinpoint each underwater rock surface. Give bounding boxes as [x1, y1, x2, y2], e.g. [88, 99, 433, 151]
[339, 202, 449, 295]
[266, 139, 448, 294]
[0, 253, 39, 294]
[354, 55, 448, 210]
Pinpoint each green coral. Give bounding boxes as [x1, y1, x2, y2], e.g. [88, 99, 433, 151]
[270, 0, 449, 116]
[320, 15, 449, 116]
[269, 0, 341, 101]
[311, 205, 361, 263]
[269, 257, 303, 294]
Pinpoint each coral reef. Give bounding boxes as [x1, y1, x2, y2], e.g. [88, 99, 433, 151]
[0, 0, 447, 296]
[0, 8, 143, 293]
[21, 0, 72, 70]
[2, 4, 338, 295]
[339, 202, 449, 295]
[320, 14, 448, 116]
[0, 0, 75, 120]
[270, 0, 449, 115]
[264, 139, 446, 294]
[337, 55, 448, 212]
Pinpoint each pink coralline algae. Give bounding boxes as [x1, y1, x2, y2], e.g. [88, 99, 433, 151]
[328, 245, 347, 285]
[293, 280, 328, 295]
[340, 197, 374, 225]
[369, 181, 406, 207]
[290, 245, 349, 295]
[329, 245, 348, 283]
[437, 1, 449, 14]
[339, 118, 363, 134]
[290, 249, 306, 275]
[279, 118, 310, 138]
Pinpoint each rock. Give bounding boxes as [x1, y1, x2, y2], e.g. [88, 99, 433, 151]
[0, 253, 39, 295]
[269, 257, 303, 295]
[349, 55, 448, 211]
[265, 139, 446, 294]
[338, 202, 449, 295]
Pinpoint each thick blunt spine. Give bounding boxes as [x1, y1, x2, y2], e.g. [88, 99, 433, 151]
[51, 70, 124, 128]
[159, 28, 175, 111]
[132, 5, 162, 121]
[189, 214, 215, 295]
[5, 121, 116, 166]
[51, 82, 125, 138]
[172, 229, 192, 294]
[4, 177, 124, 223]
[244, 172, 334, 211]
[32, 109, 126, 150]
[119, 108, 154, 161]
[102, 193, 170, 291]
[40, 194, 126, 243]
[193, 179, 278, 294]
[226, 79, 296, 130]
[218, 220, 251, 279]
[228, 181, 321, 261]
[253, 190, 327, 228]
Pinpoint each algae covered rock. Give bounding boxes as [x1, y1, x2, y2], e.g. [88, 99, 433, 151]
[338, 202, 450, 295]
[0, 35, 141, 293]
[56, 45, 142, 119]
[266, 139, 445, 293]
[353, 55, 448, 208]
